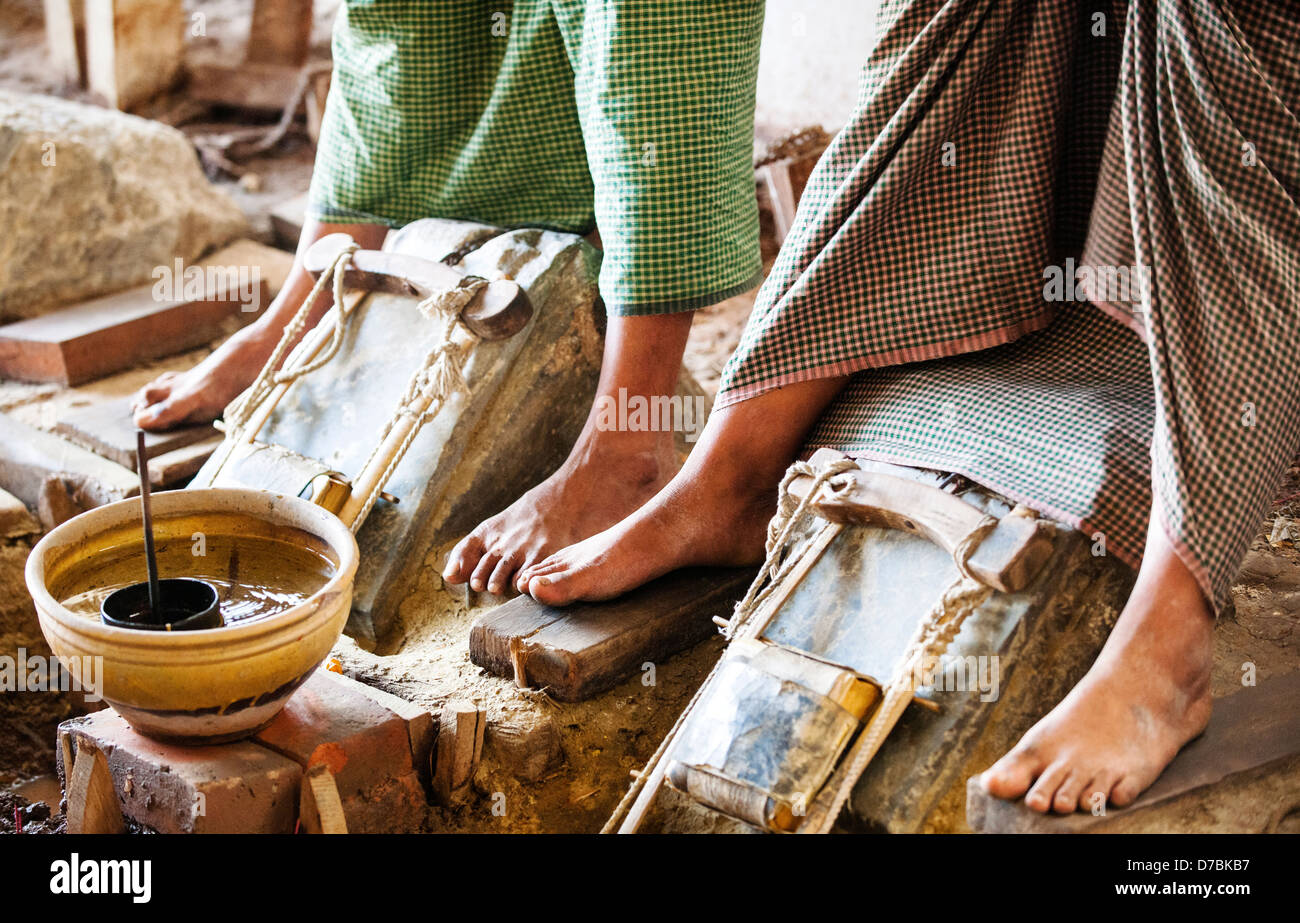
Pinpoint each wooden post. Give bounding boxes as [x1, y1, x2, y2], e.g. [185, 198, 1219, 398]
[66, 744, 125, 835]
[42, 0, 83, 88]
[299, 764, 348, 834]
[433, 702, 485, 807]
[84, 0, 184, 111]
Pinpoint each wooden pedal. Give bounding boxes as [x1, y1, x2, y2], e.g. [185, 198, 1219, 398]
[470, 567, 755, 702]
[789, 449, 1053, 593]
[302, 233, 533, 341]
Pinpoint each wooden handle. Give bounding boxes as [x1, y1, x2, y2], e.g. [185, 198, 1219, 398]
[303, 232, 532, 340]
[789, 449, 1053, 593]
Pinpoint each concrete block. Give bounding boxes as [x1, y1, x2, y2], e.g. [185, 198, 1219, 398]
[58, 709, 301, 834]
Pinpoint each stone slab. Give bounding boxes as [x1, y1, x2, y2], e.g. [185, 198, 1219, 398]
[54, 397, 216, 470]
[0, 413, 139, 528]
[0, 487, 39, 538]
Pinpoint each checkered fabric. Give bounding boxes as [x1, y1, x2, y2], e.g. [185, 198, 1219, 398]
[721, 0, 1300, 613]
[308, 0, 765, 315]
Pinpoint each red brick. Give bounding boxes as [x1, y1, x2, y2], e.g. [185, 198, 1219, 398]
[58, 710, 301, 834]
[255, 669, 428, 832]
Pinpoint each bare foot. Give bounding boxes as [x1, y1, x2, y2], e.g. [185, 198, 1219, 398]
[441, 434, 679, 597]
[980, 516, 1214, 814]
[132, 325, 278, 430]
[515, 451, 773, 606]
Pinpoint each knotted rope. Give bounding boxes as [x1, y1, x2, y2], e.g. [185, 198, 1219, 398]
[726, 456, 858, 640]
[344, 277, 487, 531]
[602, 454, 856, 833]
[221, 241, 362, 437]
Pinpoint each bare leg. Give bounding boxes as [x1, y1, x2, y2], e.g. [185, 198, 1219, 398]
[132, 219, 389, 430]
[442, 312, 699, 595]
[515, 375, 848, 604]
[980, 506, 1214, 813]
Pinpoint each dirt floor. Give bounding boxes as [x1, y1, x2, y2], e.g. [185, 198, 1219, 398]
[1, 0, 1297, 837]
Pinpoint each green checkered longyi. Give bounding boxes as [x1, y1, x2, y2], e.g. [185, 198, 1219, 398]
[308, 0, 765, 316]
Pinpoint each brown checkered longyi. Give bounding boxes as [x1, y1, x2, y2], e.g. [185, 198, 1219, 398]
[718, 0, 1300, 613]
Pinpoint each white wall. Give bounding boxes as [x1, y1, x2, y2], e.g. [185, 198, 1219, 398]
[755, 0, 879, 137]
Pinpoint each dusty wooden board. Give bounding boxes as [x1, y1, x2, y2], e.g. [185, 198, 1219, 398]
[0, 240, 291, 386]
[53, 397, 216, 471]
[470, 567, 756, 702]
[0, 413, 139, 527]
[966, 670, 1300, 833]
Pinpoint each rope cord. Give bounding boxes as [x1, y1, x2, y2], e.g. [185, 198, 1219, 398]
[803, 511, 999, 833]
[222, 242, 361, 437]
[602, 455, 856, 833]
[345, 278, 487, 531]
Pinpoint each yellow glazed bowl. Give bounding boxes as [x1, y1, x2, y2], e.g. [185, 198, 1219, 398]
[26, 488, 358, 744]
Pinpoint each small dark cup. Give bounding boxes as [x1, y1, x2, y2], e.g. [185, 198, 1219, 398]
[100, 578, 223, 631]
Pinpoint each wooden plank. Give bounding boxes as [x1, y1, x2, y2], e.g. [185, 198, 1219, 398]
[791, 449, 1054, 593]
[470, 567, 756, 702]
[188, 62, 303, 112]
[0, 240, 291, 386]
[0, 413, 139, 527]
[433, 702, 484, 807]
[65, 744, 125, 835]
[299, 764, 348, 834]
[42, 0, 83, 87]
[54, 397, 216, 471]
[84, 0, 184, 111]
[246, 0, 314, 67]
[966, 670, 1300, 833]
[148, 436, 224, 487]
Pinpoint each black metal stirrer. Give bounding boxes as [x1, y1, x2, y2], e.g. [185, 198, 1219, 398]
[137, 430, 162, 618]
[99, 433, 221, 631]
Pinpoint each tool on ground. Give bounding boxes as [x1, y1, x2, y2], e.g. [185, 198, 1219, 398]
[604, 449, 1053, 834]
[193, 232, 533, 532]
[99, 432, 221, 631]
